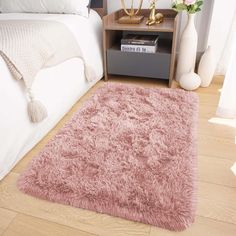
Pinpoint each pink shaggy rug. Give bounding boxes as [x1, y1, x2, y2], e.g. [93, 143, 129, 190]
[18, 83, 199, 231]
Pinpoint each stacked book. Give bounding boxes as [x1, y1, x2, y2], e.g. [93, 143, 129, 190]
[121, 34, 159, 53]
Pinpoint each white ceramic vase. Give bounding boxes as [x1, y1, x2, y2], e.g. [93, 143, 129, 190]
[179, 71, 201, 91]
[176, 13, 198, 82]
[198, 46, 216, 87]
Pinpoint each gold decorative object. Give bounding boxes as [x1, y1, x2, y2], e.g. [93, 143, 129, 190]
[146, 0, 164, 26]
[118, 0, 144, 24]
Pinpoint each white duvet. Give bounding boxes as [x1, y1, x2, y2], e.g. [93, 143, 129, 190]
[0, 10, 103, 180]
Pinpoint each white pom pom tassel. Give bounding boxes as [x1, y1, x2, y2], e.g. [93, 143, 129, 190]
[28, 100, 48, 123]
[27, 88, 48, 123]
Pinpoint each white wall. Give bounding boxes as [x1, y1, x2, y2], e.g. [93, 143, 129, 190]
[108, 0, 214, 53]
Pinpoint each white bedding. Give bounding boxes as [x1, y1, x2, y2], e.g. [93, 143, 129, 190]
[0, 10, 103, 180]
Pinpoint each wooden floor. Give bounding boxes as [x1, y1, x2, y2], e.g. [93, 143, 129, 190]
[1, 76, 236, 236]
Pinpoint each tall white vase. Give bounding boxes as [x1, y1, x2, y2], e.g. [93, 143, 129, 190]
[198, 46, 216, 87]
[176, 13, 198, 82]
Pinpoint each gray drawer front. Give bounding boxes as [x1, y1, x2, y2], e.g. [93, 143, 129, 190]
[107, 50, 171, 80]
[91, 0, 103, 8]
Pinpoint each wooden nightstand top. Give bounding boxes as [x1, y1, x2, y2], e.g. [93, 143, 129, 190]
[103, 9, 178, 32]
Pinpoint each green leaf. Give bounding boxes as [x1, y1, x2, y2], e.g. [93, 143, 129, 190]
[171, 3, 178, 11]
[193, 4, 199, 10]
[188, 4, 195, 13]
[172, 4, 179, 12]
[175, 3, 187, 11]
[172, 4, 177, 9]
[197, 1, 204, 6]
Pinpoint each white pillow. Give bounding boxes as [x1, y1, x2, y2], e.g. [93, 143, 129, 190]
[0, 0, 90, 17]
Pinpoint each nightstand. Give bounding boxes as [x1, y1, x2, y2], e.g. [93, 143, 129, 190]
[103, 9, 179, 87]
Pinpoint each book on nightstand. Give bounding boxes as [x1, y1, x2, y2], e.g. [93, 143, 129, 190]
[121, 34, 159, 53]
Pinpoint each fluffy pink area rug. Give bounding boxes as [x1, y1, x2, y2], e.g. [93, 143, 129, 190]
[18, 83, 199, 231]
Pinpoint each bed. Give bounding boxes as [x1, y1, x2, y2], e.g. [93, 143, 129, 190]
[0, 0, 107, 180]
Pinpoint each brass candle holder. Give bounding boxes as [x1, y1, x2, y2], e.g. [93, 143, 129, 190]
[118, 0, 144, 24]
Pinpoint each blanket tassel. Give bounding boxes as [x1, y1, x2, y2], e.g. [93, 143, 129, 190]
[27, 89, 48, 123]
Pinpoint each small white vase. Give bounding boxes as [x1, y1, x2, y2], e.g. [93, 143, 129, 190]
[198, 46, 216, 87]
[179, 71, 201, 91]
[176, 13, 198, 82]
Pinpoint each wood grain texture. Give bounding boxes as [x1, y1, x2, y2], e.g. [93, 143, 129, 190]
[3, 214, 97, 236]
[197, 182, 236, 224]
[0, 208, 17, 234]
[168, 13, 179, 87]
[198, 155, 236, 188]
[198, 134, 236, 161]
[103, 9, 177, 32]
[1, 75, 236, 235]
[198, 118, 236, 140]
[150, 216, 236, 236]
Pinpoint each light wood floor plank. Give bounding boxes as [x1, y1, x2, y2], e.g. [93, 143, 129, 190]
[0, 208, 17, 234]
[199, 155, 236, 188]
[150, 216, 236, 236]
[198, 118, 236, 140]
[3, 214, 96, 236]
[198, 93, 220, 106]
[198, 134, 236, 161]
[0, 173, 150, 236]
[199, 104, 218, 119]
[198, 182, 236, 224]
[196, 82, 223, 95]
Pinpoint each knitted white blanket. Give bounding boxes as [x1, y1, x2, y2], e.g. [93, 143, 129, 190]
[0, 20, 95, 122]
